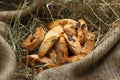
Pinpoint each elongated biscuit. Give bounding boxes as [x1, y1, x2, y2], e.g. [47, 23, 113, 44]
[61, 54, 86, 63]
[38, 26, 63, 57]
[47, 19, 77, 30]
[47, 19, 78, 36]
[63, 33, 82, 55]
[48, 49, 57, 63]
[22, 26, 45, 53]
[77, 19, 95, 42]
[63, 24, 77, 35]
[85, 31, 95, 41]
[77, 19, 88, 32]
[78, 28, 85, 44]
[22, 54, 41, 66]
[55, 36, 68, 62]
[81, 40, 95, 54]
[23, 55, 53, 66]
[39, 57, 53, 64]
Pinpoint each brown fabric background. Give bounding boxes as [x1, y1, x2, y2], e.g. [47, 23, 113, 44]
[34, 20, 120, 80]
[0, 35, 16, 80]
[0, 0, 120, 80]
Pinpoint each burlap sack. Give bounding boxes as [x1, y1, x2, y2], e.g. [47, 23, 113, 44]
[34, 20, 120, 80]
[0, 22, 16, 80]
[0, 0, 120, 80]
[0, 35, 16, 80]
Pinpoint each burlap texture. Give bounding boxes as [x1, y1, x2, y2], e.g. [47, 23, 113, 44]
[0, 11, 16, 80]
[0, 0, 120, 80]
[34, 20, 120, 80]
[0, 35, 16, 80]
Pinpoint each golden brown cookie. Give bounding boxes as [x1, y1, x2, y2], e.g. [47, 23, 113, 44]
[38, 26, 63, 57]
[81, 40, 95, 54]
[63, 33, 82, 55]
[22, 26, 45, 53]
[55, 36, 68, 62]
[47, 19, 77, 30]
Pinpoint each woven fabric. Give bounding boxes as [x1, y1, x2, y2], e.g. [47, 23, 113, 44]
[0, 35, 16, 80]
[34, 20, 120, 80]
[0, 0, 120, 80]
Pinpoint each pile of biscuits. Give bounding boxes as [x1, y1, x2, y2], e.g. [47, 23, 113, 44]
[22, 19, 95, 73]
